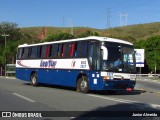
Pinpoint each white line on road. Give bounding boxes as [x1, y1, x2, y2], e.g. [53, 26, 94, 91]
[88, 94, 139, 104]
[6, 77, 16, 79]
[13, 93, 36, 103]
[87, 94, 160, 109]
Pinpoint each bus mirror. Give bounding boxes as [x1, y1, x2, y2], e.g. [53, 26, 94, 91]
[101, 46, 108, 60]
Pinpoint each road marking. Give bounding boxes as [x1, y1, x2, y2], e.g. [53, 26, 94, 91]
[13, 93, 36, 103]
[88, 94, 139, 104]
[87, 94, 160, 109]
[70, 117, 76, 119]
[6, 77, 16, 79]
[150, 104, 160, 109]
[136, 88, 144, 91]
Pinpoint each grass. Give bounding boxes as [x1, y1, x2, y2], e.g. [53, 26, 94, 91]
[21, 22, 160, 43]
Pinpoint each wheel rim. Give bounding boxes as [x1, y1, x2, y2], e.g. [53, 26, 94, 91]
[32, 75, 36, 84]
[80, 80, 87, 91]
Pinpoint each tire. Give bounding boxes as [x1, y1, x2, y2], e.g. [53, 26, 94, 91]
[31, 72, 38, 86]
[77, 76, 89, 93]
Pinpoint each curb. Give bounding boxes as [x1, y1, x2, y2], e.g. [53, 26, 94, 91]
[0, 76, 16, 79]
[137, 78, 160, 83]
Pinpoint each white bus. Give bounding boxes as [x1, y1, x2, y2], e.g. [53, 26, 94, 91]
[16, 36, 136, 93]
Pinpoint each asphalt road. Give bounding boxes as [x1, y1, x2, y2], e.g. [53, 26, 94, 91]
[136, 77, 160, 92]
[0, 76, 160, 120]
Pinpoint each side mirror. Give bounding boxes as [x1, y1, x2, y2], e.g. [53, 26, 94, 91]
[101, 46, 108, 60]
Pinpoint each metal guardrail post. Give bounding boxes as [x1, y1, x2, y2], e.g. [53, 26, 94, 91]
[0, 67, 2, 76]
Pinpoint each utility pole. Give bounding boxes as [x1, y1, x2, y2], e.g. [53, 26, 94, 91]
[62, 16, 65, 27]
[120, 13, 128, 26]
[120, 13, 122, 26]
[68, 18, 73, 35]
[125, 13, 128, 26]
[2, 34, 9, 76]
[106, 8, 111, 29]
[155, 50, 157, 79]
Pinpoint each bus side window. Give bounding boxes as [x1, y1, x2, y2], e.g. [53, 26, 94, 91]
[46, 45, 51, 58]
[88, 41, 101, 70]
[88, 44, 93, 67]
[57, 44, 61, 57]
[70, 43, 74, 57]
[77, 41, 88, 58]
[29, 47, 38, 59]
[61, 44, 64, 57]
[40, 45, 47, 58]
[28, 47, 32, 58]
[64, 43, 70, 58]
[48, 45, 52, 58]
[74, 42, 78, 57]
[17, 48, 23, 59]
[24, 47, 29, 59]
[51, 44, 58, 58]
[38, 46, 42, 58]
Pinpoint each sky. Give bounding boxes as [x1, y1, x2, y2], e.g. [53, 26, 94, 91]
[0, 0, 160, 29]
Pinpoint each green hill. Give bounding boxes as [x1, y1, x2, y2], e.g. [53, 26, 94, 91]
[21, 22, 160, 42]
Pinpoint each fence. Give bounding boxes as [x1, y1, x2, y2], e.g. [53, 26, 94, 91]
[6, 64, 15, 76]
[136, 74, 160, 79]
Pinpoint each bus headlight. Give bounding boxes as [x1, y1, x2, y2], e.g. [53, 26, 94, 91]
[103, 76, 108, 80]
[103, 76, 113, 81]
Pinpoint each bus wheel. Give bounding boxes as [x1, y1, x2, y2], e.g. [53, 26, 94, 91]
[77, 76, 89, 93]
[31, 72, 38, 86]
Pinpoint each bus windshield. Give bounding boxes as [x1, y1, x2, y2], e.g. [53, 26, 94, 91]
[102, 42, 136, 73]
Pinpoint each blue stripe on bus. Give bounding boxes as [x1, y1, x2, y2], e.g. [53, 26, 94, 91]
[16, 68, 135, 91]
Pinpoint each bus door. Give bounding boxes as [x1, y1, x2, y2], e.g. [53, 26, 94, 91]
[88, 41, 101, 71]
[88, 40, 101, 89]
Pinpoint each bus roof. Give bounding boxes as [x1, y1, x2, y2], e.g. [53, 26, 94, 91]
[18, 36, 133, 48]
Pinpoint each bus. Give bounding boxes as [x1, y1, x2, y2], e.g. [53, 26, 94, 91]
[16, 36, 136, 93]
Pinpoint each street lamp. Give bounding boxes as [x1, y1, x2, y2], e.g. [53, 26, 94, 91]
[1, 34, 10, 76]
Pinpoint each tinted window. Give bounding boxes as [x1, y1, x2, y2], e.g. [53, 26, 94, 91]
[40, 45, 47, 58]
[29, 46, 38, 59]
[77, 41, 88, 57]
[48, 45, 52, 58]
[74, 42, 78, 57]
[70, 43, 74, 57]
[61, 44, 64, 57]
[17, 48, 23, 59]
[88, 41, 101, 70]
[46, 45, 51, 58]
[23, 47, 29, 59]
[64, 43, 70, 58]
[57, 44, 62, 57]
[51, 44, 58, 58]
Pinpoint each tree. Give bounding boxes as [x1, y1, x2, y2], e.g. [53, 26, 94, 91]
[0, 22, 21, 44]
[0, 22, 33, 65]
[44, 32, 74, 42]
[77, 30, 99, 38]
[134, 35, 160, 73]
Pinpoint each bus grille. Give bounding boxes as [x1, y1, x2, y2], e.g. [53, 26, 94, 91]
[114, 84, 128, 89]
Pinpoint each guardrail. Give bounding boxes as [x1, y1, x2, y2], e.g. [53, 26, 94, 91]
[136, 74, 160, 78]
[6, 64, 15, 76]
